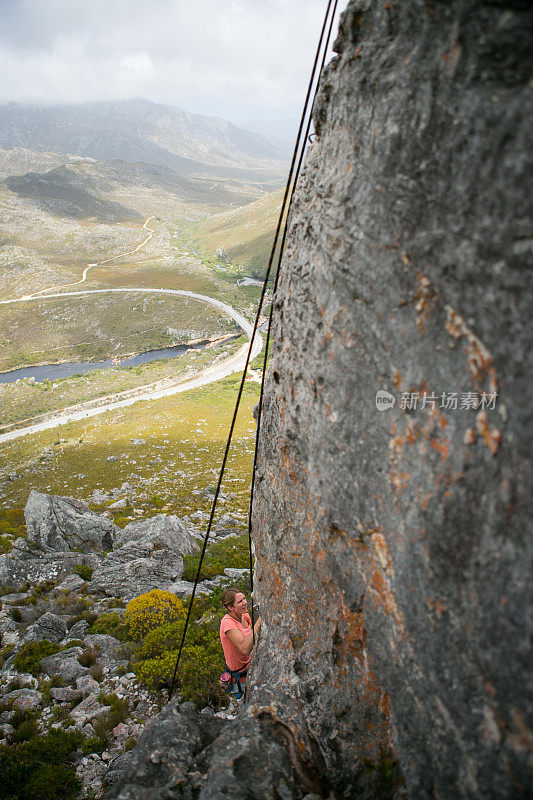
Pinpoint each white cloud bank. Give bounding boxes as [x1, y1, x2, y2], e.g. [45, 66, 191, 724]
[0, 0, 346, 122]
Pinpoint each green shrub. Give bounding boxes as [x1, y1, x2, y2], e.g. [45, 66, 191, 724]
[14, 641, 60, 677]
[0, 728, 82, 800]
[81, 736, 104, 755]
[91, 694, 129, 748]
[0, 509, 26, 539]
[9, 607, 22, 622]
[90, 612, 129, 641]
[9, 708, 40, 743]
[181, 534, 249, 581]
[133, 597, 228, 708]
[78, 648, 96, 667]
[125, 590, 185, 640]
[73, 564, 93, 581]
[90, 663, 104, 682]
[11, 716, 39, 743]
[0, 535, 13, 555]
[138, 620, 184, 660]
[61, 640, 83, 649]
[0, 644, 15, 669]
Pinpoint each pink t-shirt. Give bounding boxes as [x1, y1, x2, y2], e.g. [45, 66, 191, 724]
[220, 612, 252, 671]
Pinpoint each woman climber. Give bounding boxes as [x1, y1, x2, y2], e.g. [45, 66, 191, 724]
[219, 587, 261, 701]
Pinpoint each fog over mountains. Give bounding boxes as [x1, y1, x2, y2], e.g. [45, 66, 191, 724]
[0, 98, 290, 171]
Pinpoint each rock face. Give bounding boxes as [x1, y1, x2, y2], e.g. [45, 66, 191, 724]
[25, 489, 116, 552]
[109, 700, 227, 800]
[90, 513, 200, 599]
[249, 2, 533, 799]
[116, 514, 200, 555]
[0, 537, 99, 589]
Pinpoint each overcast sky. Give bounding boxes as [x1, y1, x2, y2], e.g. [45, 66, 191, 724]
[0, 0, 345, 124]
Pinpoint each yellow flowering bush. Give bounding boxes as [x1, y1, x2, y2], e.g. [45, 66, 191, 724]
[125, 590, 185, 640]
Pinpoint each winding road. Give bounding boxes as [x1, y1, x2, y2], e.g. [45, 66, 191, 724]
[0, 218, 262, 444]
[15, 216, 157, 300]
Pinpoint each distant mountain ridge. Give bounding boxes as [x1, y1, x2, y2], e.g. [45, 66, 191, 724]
[0, 98, 288, 171]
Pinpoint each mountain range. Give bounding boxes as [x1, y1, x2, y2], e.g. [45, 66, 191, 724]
[0, 98, 290, 172]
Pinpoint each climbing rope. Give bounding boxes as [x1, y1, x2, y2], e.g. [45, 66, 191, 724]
[168, 0, 339, 702]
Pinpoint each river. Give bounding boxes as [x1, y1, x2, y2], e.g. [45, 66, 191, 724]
[0, 337, 239, 385]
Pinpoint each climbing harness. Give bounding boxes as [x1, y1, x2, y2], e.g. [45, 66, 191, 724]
[219, 665, 248, 700]
[168, 0, 340, 702]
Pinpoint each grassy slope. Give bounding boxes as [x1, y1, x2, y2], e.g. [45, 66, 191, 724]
[0, 375, 260, 524]
[184, 189, 284, 279]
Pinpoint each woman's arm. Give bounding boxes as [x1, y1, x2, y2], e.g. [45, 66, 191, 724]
[226, 626, 253, 655]
[226, 617, 262, 656]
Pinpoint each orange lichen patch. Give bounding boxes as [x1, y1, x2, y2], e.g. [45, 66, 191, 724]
[369, 565, 406, 637]
[445, 305, 498, 393]
[476, 410, 502, 455]
[430, 436, 450, 462]
[379, 693, 392, 718]
[401, 253, 411, 265]
[419, 490, 432, 511]
[427, 596, 446, 617]
[370, 532, 394, 577]
[392, 367, 403, 392]
[391, 470, 410, 492]
[413, 273, 436, 332]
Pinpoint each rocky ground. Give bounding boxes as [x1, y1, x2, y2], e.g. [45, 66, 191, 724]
[0, 489, 248, 799]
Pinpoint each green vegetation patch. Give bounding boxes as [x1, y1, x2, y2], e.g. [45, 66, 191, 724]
[184, 189, 283, 281]
[89, 611, 129, 641]
[182, 533, 250, 581]
[0, 375, 260, 522]
[14, 640, 61, 677]
[73, 564, 93, 581]
[0, 728, 83, 800]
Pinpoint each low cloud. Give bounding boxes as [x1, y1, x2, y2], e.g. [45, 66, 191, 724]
[0, 0, 344, 122]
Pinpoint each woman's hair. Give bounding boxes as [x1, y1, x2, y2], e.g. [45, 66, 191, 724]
[221, 587, 242, 609]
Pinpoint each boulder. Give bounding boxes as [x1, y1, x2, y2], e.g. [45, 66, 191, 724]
[13, 673, 38, 689]
[23, 612, 68, 644]
[91, 555, 184, 600]
[40, 648, 89, 683]
[83, 634, 124, 660]
[68, 619, 90, 640]
[50, 687, 84, 702]
[116, 514, 200, 555]
[56, 574, 86, 592]
[70, 693, 110, 726]
[223, 568, 250, 580]
[167, 580, 211, 600]
[0, 537, 101, 591]
[90, 529, 190, 600]
[3, 689, 42, 711]
[108, 697, 227, 799]
[76, 674, 101, 694]
[24, 489, 117, 553]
